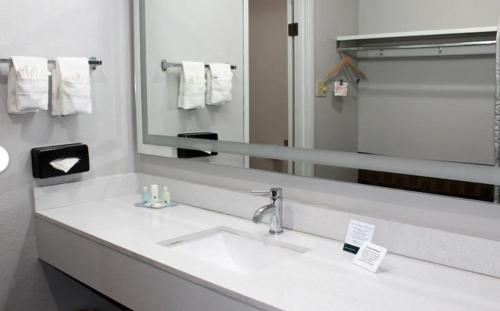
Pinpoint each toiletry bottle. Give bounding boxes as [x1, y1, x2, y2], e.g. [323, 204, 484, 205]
[151, 184, 159, 203]
[162, 186, 171, 205]
[142, 186, 150, 205]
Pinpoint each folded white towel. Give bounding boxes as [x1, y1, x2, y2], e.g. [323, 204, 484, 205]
[52, 57, 92, 116]
[178, 61, 206, 110]
[7, 56, 49, 114]
[206, 63, 233, 106]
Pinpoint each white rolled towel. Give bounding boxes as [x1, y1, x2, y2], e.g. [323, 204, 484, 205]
[52, 57, 92, 116]
[7, 56, 49, 114]
[206, 63, 233, 106]
[178, 61, 206, 110]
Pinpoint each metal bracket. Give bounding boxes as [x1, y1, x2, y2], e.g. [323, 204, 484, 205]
[88, 56, 102, 70]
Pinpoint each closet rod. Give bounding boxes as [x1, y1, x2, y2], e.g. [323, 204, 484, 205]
[161, 59, 237, 71]
[337, 40, 496, 53]
[0, 57, 103, 70]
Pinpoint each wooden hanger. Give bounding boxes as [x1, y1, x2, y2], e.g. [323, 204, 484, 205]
[325, 55, 366, 83]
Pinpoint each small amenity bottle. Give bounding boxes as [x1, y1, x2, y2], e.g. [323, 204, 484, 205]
[162, 186, 171, 205]
[142, 186, 150, 205]
[151, 184, 159, 203]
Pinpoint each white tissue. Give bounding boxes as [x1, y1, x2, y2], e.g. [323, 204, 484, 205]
[50, 158, 80, 173]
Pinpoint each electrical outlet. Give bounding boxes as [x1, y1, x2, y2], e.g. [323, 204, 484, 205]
[316, 80, 327, 97]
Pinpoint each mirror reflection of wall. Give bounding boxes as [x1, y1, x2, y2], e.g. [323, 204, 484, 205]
[143, 0, 246, 168]
[312, 0, 500, 202]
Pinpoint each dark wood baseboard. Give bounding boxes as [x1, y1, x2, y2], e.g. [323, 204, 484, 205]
[358, 169, 495, 202]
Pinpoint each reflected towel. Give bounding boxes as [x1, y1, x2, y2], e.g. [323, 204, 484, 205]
[178, 61, 206, 110]
[206, 63, 233, 106]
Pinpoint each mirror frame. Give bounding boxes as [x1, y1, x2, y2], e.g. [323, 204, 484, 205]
[133, 0, 500, 188]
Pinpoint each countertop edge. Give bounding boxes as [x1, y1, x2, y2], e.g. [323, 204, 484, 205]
[34, 212, 281, 311]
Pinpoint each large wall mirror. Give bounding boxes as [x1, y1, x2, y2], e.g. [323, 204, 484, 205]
[134, 0, 500, 203]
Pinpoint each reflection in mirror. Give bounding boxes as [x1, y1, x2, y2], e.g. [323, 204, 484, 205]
[248, 0, 290, 174]
[135, 0, 500, 203]
[0, 146, 9, 173]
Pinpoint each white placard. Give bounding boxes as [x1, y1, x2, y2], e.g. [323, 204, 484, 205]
[353, 242, 388, 273]
[344, 220, 375, 254]
[334, 82, 348, 96]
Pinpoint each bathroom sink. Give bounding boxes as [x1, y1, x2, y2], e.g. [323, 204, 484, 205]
[158, 227, 309, 275]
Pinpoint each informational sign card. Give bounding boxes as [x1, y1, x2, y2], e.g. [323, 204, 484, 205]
[352, 242, 388, 273]
[343, 220, 375, 254]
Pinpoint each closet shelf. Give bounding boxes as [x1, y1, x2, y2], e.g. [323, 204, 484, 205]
[337, 26, 498, 57]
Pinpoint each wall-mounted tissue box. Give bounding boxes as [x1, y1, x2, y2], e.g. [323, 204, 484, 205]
[31, 143, 90, 179]
[177, 132, 218, 159]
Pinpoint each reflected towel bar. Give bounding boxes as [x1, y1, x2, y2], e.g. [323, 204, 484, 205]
[161, 59, 237, 72]
[0, 57, 103, 70]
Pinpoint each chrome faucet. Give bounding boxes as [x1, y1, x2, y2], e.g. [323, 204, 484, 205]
[251, 187, 284, 234]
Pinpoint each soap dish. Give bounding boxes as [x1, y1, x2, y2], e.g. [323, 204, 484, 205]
[136, 201, 179, 209]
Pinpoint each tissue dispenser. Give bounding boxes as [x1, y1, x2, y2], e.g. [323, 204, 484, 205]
[177, 132, 218, 159]
[31, 143, 90, 179]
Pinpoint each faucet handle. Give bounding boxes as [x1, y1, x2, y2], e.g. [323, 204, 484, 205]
[251, 188, 282, 200]
[251, 190, 271, 195]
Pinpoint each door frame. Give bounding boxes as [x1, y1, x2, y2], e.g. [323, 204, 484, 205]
[286, 0, 295, 174]
[243, 0, 315, 175]
[243, 0, 250, 168]
[291, 0, 315, 177]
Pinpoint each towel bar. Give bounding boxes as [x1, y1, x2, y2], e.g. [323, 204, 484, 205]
[0, 57, 103, 70]
[161, 59, 237, 72]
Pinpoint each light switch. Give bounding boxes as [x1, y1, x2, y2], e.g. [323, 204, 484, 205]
[316, 80, 327, 97]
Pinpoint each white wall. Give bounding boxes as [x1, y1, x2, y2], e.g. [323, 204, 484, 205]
[0, 0, 134, 309]
[359, 0, 500, 34]
[357, 0, 500, 164]
[144, 0, 245, 167]
[313, 0, 359, 181]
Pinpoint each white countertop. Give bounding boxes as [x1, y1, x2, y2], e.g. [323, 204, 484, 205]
[35, 195, 500, 311]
